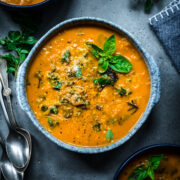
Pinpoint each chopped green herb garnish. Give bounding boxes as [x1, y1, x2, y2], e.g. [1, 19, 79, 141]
[84, 53, 89, 59]
[95, 105, 103, 111]
[105, 129, 113, 142]
[93, 74, 114, 89]
[87, 34, 132, 74]
[61, 50, 71, 64]
[41, 105, 48, 112]
[53, 81, 62, 90]
[92, 122, 101, 132]
[76, 67, 82, 77]
[48, 119, 59, 127]
[61, 99, 69, 105]
[128, 154, 163, 180]
[116, 87, 129, 97]
[50, 106, 59, 114]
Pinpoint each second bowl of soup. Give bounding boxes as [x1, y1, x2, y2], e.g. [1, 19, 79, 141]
[16, 17, 160, 153]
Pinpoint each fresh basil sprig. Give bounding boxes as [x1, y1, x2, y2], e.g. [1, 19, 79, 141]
[87, 34, 132, 74]
[128, 154, 163, 180]
[0, 31, 37, 77]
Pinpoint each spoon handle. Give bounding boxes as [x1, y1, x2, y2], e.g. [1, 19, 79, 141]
[0, 81, 9, 124]
[0, 60, 17, 128]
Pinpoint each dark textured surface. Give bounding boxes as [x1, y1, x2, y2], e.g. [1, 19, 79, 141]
[0, 0, 180, 179]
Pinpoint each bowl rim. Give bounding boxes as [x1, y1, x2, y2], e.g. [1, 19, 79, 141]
[0, 0, 50, 8]
[16, 17, 161, 154]
[113, 144, 180, 180]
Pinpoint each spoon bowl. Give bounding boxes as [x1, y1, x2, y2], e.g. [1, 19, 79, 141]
[5, 128, 30, 170]
[0, 143, 24, 180]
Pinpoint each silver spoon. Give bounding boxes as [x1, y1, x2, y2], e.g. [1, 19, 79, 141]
[0, 60, 32, 170]
[0, 138, 24, 180]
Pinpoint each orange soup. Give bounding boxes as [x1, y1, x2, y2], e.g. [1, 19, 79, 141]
[26, 26, 151, 147]
[118, 149, 180, 180]
[0, 0, 45, 5]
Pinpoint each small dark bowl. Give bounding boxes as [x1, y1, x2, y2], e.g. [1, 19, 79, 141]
[0, 0, 51, 10]
[114, 144, 180, 180]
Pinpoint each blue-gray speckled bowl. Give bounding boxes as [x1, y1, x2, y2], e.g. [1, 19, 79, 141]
[113, 144, 180, 180]
[16, 17, 161, 154]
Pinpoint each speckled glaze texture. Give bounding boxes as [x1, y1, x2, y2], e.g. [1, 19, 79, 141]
[16, 17, 161, 154]
[113, 144, 180, 180]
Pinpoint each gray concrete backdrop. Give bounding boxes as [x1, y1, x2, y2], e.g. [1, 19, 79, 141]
[0, 0, 180, 179]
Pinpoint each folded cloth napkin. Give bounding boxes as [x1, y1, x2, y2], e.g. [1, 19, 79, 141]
[149, 0, 180, 72]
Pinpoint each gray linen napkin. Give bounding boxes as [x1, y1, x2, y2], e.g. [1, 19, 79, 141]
[149, 0, 180, 72]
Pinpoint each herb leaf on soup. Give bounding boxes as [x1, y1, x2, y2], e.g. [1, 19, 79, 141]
[98, 58, 109, 73]
[53, 81, 62, 90]
[41, 105, 48, 112]
[61, 50, 71, 64]
[149, 154, 163, 170]
[93, 74, 114, 88]
[109, 55, 132, 73]
[87, 34, 132, 74]
[76, 67, 82, 77]
[103, 34, 116, 55]
[50, 106, 59, 114]
[128, 154, 163, 180]
[105, 129, 113, 142]
[48, 119, 59, 127]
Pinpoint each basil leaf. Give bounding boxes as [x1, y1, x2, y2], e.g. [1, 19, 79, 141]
[7, 67, 15, 73]
[128, 167, 148, 180]
[91, 49, 100, 58]
[128, 154, 163, 180]
[76, 67, 82, 77]
[8, 31, 21, 41]
[91, 43, 103, 53]
[87, 43, 103, 58]
[109, 55, 132, 73]
[105, 129, 113, 142]
[20, 49, 29, 54]
[147, 168, 154, 180]
[20, 36, 37, 45]
[149, 154, 163, 170]
[98, 59, 109, 73]
[103, 34, 116, 55]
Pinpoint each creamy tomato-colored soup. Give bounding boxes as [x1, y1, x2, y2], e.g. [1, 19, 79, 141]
[26, 26, 150, 147]
[0, 0, 45, 5]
